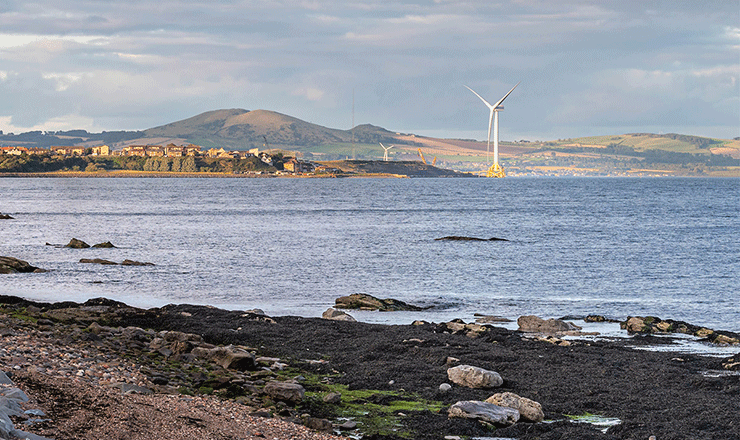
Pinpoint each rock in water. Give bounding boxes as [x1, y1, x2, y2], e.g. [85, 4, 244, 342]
[65, 238, 90, 248]
[92, 241, 117, 248]
[80, 258, 118, 265]
[486, 392, 544, 423]
[448, 400, 519, 426]
[0, 256, 47, 274]
[334, 293, 428, 311]
[121, 259, 155, 266]
[447, 365, 503, 389]
[0, 213, 13, 219]
[435, 236, 509, 242]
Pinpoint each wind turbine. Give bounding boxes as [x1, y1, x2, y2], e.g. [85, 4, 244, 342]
[379, 142, 394, 161]
[465, 82, 520, 177]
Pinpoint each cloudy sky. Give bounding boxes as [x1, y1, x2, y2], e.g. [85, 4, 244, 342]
[1, 0, 738, 141]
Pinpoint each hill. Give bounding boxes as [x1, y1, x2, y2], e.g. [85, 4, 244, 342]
[139, 109, 400, 150]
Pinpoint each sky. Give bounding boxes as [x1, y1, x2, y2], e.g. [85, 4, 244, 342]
[0, 0, 738, 142]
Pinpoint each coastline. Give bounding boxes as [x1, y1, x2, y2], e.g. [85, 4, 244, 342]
[0, 171, 411, 179]
[1, 295, 738, 440]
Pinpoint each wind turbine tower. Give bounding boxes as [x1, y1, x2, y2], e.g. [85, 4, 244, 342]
[465, 82, 520, 177]
[379, 142, 394, 161]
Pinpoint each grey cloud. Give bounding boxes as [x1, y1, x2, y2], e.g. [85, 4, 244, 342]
[0, 0, 738, 138]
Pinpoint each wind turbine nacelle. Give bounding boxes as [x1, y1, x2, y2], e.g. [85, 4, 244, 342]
[495, 105, 504, 111]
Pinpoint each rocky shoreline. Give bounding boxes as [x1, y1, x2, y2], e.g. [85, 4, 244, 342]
[1, 295, 739, 440]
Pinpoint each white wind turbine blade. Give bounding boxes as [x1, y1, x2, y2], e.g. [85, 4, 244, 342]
[492, 81, 520, 109]
[464, 85, 494, 110]
[465, 85, 495, 163]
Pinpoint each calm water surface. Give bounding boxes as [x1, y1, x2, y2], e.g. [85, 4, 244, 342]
[1, 177, 738, 331]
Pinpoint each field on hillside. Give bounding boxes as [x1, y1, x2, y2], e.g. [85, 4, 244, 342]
[554, 133, 740, 156]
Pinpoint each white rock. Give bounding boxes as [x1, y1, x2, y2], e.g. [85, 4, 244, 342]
[447, 364, 503, 389]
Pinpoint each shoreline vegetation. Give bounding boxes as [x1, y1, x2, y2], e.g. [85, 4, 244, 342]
[1, 294, 738, 440]
[0, 170, 410, 179]
[0, 153, 471, 178]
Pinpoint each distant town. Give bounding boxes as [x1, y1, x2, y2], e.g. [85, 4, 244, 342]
[0, 143, 326, 175]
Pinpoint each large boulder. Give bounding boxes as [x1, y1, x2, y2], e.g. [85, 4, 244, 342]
[65, 238, 90, 249]
[322, 308, 356, 322]
[263, 381, 305, 404]
[486, 392, 544, 423]
[447, 365, 503, 389]
[334, 293, 427, 311]
[448, 401, 519, 426]
[517, 315, 582, 334]
[0, 256, 47, 274]
[208, 346, 257, 371]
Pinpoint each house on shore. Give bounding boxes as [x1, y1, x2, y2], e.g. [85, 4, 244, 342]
[50, 146, 86, 156]
[0, 146, 46, 155]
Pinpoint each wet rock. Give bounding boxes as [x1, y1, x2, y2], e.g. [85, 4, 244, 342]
[337, 421, 357, 430]
[485, 392, 544, 423]
[447, 365, 503, 389]
[121, 259, 155, 266]
[517, 315, 582, 335]
[713, 334, 740, 345]
[448, 400, 519, 426]
[79, 258, 118, 265]
[65, 238, 90, 249]
[263, 381, 305, 404]
[435, 236, 509, 241]
[0, 213, 13, 220]
[92, 241, 116, 248]
[0, 256, 47, 274]
[621, 316, 740, 345]
[584, 315, 619, 323]
[321, 308, 356, 322]
[334, 293, 428, 311]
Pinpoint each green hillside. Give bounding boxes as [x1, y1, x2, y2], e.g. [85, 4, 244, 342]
[554, 133, 736, 154]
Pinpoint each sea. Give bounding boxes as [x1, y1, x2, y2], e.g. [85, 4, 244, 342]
[1, 177, 739, 335]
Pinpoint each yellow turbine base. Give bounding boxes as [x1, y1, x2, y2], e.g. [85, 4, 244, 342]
[486, 163, 506, 178]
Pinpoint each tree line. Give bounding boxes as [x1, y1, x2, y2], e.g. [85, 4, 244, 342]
[0, 153, 277, 174]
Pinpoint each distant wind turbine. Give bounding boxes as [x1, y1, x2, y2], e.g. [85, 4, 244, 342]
[465, 82, 520, 177]
[379, 142, 394, 161]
